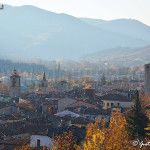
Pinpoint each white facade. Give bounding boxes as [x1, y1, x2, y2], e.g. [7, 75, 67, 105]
[30, 135, 54, 148]
[19, 98, 26, 103]
[102, 100, 133, 109]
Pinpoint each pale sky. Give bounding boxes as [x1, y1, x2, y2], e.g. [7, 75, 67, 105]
[1, 0, 150, 26]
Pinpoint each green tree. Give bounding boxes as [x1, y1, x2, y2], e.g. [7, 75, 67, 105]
[29, 81, 36, 91]
[101, 73, 106, 85]
[126, 90, 149, 139]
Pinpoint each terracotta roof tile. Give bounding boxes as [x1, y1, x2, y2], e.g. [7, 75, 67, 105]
[67, 101, 98, 109]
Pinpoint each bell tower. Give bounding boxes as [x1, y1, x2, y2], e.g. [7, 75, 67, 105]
[9, 69, 21, 97]
[145, 63, 150, 95]
[41, 72, 48, 94]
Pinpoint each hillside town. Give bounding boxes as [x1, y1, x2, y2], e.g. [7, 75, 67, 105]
[0, 62, 149, 149]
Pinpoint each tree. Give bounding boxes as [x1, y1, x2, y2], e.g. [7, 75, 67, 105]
[105, 111, 132, 150]
[126, 90, 149, 139]
[52, 131, 78, 150]
[83, 117, 106, 150]
[46, 105, 51, 114]
[13, 144, 31, 150]
[83, 112, 135, 150]
[101, 74, 106, 85]
[16, 101, 35, 112]
[21, 72, 29, 77]
[28, 81, 36, 92]
[139, 92, 150, 110]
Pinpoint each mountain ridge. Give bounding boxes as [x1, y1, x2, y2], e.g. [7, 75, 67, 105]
[0, 4, 149, 61]
[80, 45, 150, 66]
[80, 18, 150, 41]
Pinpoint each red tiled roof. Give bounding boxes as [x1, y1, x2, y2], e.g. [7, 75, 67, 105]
[99, 94, 132, 102]
[68, 101, 98, 109]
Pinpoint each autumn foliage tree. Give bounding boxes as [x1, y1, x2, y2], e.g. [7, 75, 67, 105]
[84, 112, 135, 150]
[139, 91, 150, 118]
[2, 82, 9, 95]
[139, 91, 150, 110]
[83, 117, 106, 150]
[16, 101, 35, 111]
[13, 144, 31, 150]
[46, 105, 51, 114]
[104, 111, 132, 150]
[52, 131, 78, 150]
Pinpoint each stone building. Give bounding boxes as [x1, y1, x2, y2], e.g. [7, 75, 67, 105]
[9, 69, 21, 97]
[144, 63, 150, 95]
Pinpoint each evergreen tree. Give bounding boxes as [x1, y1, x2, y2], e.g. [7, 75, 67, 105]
[101, 73, 106, 85]
[126, 90, 149, 139]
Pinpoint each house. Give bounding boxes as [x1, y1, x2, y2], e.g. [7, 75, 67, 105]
[46, 114, 66, 127]
[0, 105, 18, 115]
[67, 101, 99, 111]
[54, 110, 81, 127]
[85, 88, 95, 99]
[55, 110, 80, 118]
[110, 89, 135, 98]
[83, 108, 110, 122]
[59, 116, 72, 127]
[19, 98, 26, 103]
[57, 80, 69, 92]
[98, 94, 133, 109]
[102, 84, 120, 91]
[12, 133, 30, 140]
[48, 126, 86, 144]
[111, 106, 122, 112]
[71, 117, 89, 127]
[57, 97, 77, 112]
[30, 135, 54, 148]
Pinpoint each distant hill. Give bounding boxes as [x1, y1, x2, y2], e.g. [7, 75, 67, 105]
[80, 18, 150, 42]
[0, 59, 48, 76]
[0, 5, 149, 60]
[80, 46, 150, 66]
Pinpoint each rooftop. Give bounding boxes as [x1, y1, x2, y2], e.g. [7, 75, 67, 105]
[67, 101, 98, 109]
[98, 94, 133, 102]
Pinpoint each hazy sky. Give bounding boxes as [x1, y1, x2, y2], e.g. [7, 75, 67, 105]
[1, 0, 150, 26]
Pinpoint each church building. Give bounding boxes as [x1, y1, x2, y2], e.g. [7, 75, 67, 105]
[9, 69, 21, 97]
[40, 72, 48, 94]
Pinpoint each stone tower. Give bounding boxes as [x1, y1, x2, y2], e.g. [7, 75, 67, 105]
[9, 69, 21, 97]
[41, 72, 48, 94]
[144, 63, 150, 95]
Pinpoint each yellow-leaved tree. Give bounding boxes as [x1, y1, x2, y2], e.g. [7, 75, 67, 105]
[105, 111, 132, 150]
[13, 144, 31, 150]
[83, 117, 106, 150]
[52, 131, 79, 150]
[83, 111, 137, 150]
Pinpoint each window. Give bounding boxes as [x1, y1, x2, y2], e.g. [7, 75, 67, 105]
[12, 78, 16, 87]
[103, 102, 105, 107]
[37, 139, 40, 147]
[107, 103, 109, 107]
[117, 103, 120, 106]
[111, 103, 114, 106]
